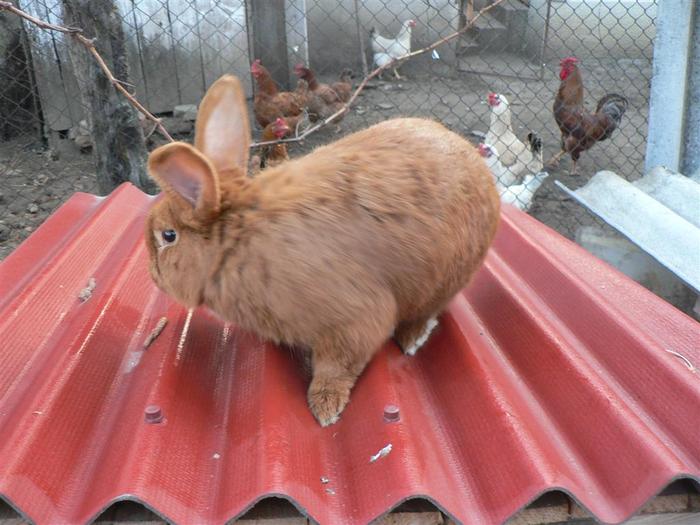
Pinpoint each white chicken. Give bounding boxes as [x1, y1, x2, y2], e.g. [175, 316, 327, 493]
[484, 93, 543, 180]
[477, 143, 513, 191]
[370, 19, 416, 79]
[478, 143, 549, 211]
[500, 172, 549, 211]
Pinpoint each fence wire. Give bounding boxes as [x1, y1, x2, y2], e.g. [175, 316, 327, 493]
[0, 0, 658, 261]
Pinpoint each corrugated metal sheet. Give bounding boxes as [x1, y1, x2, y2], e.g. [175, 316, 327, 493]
[0, 183, 698, 525]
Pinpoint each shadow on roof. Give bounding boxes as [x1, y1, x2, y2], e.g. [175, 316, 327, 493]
[93, 500, 165, 524]
[0, 495, 30, 523]
[236, 496, 306, 522]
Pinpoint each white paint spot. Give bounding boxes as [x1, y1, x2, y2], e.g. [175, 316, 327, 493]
[123, 350, 144, 373]
[369, 443, 392, 463]
[78, 277, 97, 302]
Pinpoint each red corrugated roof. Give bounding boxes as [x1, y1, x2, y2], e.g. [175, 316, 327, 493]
[0, 183, 698, 525]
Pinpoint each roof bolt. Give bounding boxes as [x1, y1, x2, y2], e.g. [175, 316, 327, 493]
[144, 405, 164, 424]
[383, 404, 400, 423]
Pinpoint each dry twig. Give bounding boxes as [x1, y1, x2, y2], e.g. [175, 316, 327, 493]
[1, 0, 504, 150]
[144, 121, 160, 141]
[143, 317, 168, 349]
[249, 0, 506, 149]
[0, 1, 173, 142]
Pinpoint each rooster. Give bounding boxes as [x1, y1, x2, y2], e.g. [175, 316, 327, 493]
[370, 19, 416, 79]
[251, 59, 307, 128]
[294, 64, 348, 124]
[550, 56, 628, 174]
[485, 93, 542, 181]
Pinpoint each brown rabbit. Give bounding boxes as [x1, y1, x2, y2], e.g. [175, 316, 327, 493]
[145, 75, 500, 426]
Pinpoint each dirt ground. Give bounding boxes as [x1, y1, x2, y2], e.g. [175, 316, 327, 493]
[0, 57, 651, 262]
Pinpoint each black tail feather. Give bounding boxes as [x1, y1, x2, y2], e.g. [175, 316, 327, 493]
[526, 131, 543, 154]
[596, 93, 628, 123]
[595, 93, 628, 141]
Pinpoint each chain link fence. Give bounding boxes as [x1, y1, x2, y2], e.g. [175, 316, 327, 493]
[0, 0, 658, 261]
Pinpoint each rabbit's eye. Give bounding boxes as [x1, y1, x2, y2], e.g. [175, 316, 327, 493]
[155, 229, 178, 249]
[162, 230, 177, 244]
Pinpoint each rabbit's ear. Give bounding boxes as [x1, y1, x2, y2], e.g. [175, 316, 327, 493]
[194, 75, 250, 176]
[148, 142, 220, 218]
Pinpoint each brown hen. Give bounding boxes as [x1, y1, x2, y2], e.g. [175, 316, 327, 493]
[331, 69, 354, 103]
[294, 64, 348, 124]
[251, 59, 307, 128]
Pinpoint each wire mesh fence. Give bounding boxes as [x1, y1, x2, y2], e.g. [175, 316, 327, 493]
[0, 0, 658, 261]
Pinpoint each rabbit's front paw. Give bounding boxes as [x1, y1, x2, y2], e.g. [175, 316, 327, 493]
[308, 381, 350, 427]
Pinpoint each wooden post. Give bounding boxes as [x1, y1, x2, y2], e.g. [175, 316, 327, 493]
[245, 0, 290, 90]
[60, 0, 150, 194]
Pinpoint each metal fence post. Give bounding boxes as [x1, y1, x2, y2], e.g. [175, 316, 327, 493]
[645, 0, 696, 174]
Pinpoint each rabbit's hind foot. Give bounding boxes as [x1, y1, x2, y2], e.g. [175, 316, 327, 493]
[395, 316, 438, 356]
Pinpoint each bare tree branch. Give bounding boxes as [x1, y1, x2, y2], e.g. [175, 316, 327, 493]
[1, 0, 504, 151]
[250, 0, 506, 148]
[0, 0, 173, 142]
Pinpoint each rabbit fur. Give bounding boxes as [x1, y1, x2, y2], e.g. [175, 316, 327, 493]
[145, 75, 500, 426]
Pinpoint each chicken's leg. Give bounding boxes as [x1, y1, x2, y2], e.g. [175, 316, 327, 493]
[570, 160, 578, 176]
[546, 149, 566, 169]
[393, 67, 402, 80]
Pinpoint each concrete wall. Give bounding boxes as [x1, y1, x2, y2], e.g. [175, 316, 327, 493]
[305, 0, 459, 73]
[526, 0, 657, 60]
